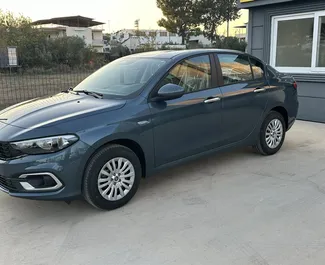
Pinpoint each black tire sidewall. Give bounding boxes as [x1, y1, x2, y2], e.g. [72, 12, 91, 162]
[83, 145, 142, 210]
[258, 111, 286, 155]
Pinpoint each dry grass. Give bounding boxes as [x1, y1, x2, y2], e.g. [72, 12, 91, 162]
[0, 72, 93, 109]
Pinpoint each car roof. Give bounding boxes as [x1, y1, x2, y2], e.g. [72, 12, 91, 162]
[127, 49, 247, 60]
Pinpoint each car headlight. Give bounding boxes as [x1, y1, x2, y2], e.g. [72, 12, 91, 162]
[10, 135, 79, 155]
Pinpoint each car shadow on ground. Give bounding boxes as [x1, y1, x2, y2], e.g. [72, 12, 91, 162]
[2, 140, 296, 217]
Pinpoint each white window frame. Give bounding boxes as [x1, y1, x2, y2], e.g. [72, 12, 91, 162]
[270, 11, 325, 73]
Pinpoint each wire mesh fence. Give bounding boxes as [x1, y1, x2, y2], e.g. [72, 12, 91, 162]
[0, 63, 96, 111]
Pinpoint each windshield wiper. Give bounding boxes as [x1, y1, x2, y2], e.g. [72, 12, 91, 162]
[61, 87, 79, 95]
[74, 90, 103, 99]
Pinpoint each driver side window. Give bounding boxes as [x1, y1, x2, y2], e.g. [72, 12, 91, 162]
[160, 55, 212, 93]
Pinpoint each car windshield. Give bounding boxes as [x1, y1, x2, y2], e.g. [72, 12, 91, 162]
[74, 57, 167, 97]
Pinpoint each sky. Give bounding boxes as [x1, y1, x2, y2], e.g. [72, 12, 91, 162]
[1, 0, 248, 35]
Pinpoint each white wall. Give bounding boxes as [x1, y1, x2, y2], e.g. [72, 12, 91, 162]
[66, 27, 93, 46]
[155, 32, 182, 44]
[92, 31, 103, 40]
[122, 37, 141, 51]
[92, 30, 104, 52]
[111, 29, 211, 50]
[93, 46, 104, 52]
[45, 29, 66, 39]
[189, 35, 211, 46]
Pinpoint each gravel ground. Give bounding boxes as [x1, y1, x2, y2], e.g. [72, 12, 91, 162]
[1, 120, 325, 265]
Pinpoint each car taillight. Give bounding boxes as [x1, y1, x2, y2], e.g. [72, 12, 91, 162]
[293, 81, 298, 89]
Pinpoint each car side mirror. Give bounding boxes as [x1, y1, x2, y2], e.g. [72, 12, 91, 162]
[156, 84, 185, 101]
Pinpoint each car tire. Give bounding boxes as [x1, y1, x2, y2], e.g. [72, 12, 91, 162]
[82, 144, 142, 210]
[254, 111, 286, 156]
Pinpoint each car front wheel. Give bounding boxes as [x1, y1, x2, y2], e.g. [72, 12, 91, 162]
[82, 144, 142, 210]
[255, 111, 286, 156]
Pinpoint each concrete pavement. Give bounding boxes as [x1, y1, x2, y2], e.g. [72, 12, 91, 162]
[1, 121, 325, 265]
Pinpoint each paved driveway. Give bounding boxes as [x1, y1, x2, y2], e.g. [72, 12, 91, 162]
[1, 121, 325, 265]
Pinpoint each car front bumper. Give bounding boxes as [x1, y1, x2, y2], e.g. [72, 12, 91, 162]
[0, 140, 91, 201]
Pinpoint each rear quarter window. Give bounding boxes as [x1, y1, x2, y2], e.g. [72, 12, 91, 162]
[266, 65, 278, 78]
[249, 57, 265, 79]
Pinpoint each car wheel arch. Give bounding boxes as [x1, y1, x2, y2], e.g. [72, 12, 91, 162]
[80, 137, 147, 191]
[270, 106, 288, 130]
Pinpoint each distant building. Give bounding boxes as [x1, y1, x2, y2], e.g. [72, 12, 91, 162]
[32, 16, 105, 52]
[234, 24, 248, 42]
[110, 29, 211, 51]
[110, 29, 182, 51]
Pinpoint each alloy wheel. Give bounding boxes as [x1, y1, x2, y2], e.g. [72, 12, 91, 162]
[265, 118, 283, 149]
[97, 157, 135, 201]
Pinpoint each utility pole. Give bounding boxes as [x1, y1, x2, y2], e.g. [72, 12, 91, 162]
[134, 19, 141, 48]
[107, 20, 111, 33]
[134, 19, 140, 36]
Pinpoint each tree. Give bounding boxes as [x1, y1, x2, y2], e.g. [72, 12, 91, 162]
[0, 9, 50, 67]
[103, 33, 111, 42]
[197, 0, 225, 43]
[197, 0, 240, 42]
[156, 0, 200, 45]
[224, 0, 240, 37]
[0, 10, 97, 69]
[214, 36, 247, 51]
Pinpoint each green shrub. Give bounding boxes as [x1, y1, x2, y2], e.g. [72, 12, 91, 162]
[214, 36, 247, 52]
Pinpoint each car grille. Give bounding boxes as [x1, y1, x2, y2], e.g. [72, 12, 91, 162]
[0, 142, 24, 160]
[0, 175, 18, 192]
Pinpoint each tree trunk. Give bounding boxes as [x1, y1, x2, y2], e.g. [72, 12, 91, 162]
[227, 20, 230, 37]
[181, 35, 185, 45]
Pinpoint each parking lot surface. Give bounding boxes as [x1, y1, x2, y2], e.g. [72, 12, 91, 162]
[1, 121, 325, 265]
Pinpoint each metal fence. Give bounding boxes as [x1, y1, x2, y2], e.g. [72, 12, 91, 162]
[0, 65, 96, 110]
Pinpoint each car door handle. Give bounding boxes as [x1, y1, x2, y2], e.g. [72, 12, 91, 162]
[254, 88, 266, 93]
[204, 97, 221, 104]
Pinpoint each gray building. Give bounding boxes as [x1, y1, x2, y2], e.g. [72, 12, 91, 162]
[238, 0, 325, 123]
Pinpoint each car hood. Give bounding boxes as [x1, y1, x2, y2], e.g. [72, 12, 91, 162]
[0, 93, 126, 129]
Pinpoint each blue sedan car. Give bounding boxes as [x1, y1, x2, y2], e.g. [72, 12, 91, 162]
[0, 49, 299, 210]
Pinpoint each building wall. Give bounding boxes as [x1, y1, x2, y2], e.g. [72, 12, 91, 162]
[92, 31, 104, 52]
[66, 27, 93, 46]
[111, 29, 211, 48]
[92, 31, 103, 41]
[246, 0, 325, 122]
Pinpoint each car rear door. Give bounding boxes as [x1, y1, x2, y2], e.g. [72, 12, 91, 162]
[215, 53, 269, 145]
[148, 54, 223, 167]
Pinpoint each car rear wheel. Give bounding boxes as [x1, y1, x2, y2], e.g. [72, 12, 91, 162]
[254, 111, 286, 156]
[82, 144, 142, 210]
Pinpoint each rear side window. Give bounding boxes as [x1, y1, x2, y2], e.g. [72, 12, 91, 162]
[266, 65, 278, 78]
[217, 53, 253, 85]
[250, 57, 265, 79]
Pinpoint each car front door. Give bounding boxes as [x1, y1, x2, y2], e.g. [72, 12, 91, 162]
[215, 53, 269, 145]
[148, 54, 223, 167]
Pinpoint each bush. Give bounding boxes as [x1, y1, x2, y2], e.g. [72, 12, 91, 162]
[0, 10, 101, 70]
[214, 36, 247, 52]
[110, 45, 130, 57]
[48, 36, 95, 67]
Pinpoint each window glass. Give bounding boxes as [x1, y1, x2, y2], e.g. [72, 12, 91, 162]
[276, 18, 314, 67]
[266, 65, 278, 78]
[250, 57, 265, 79]
[317, 16, 325, 67]
[160, 55, 211, 93]
[217, 53, 253, 84]
[74, 57, 167, 97]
